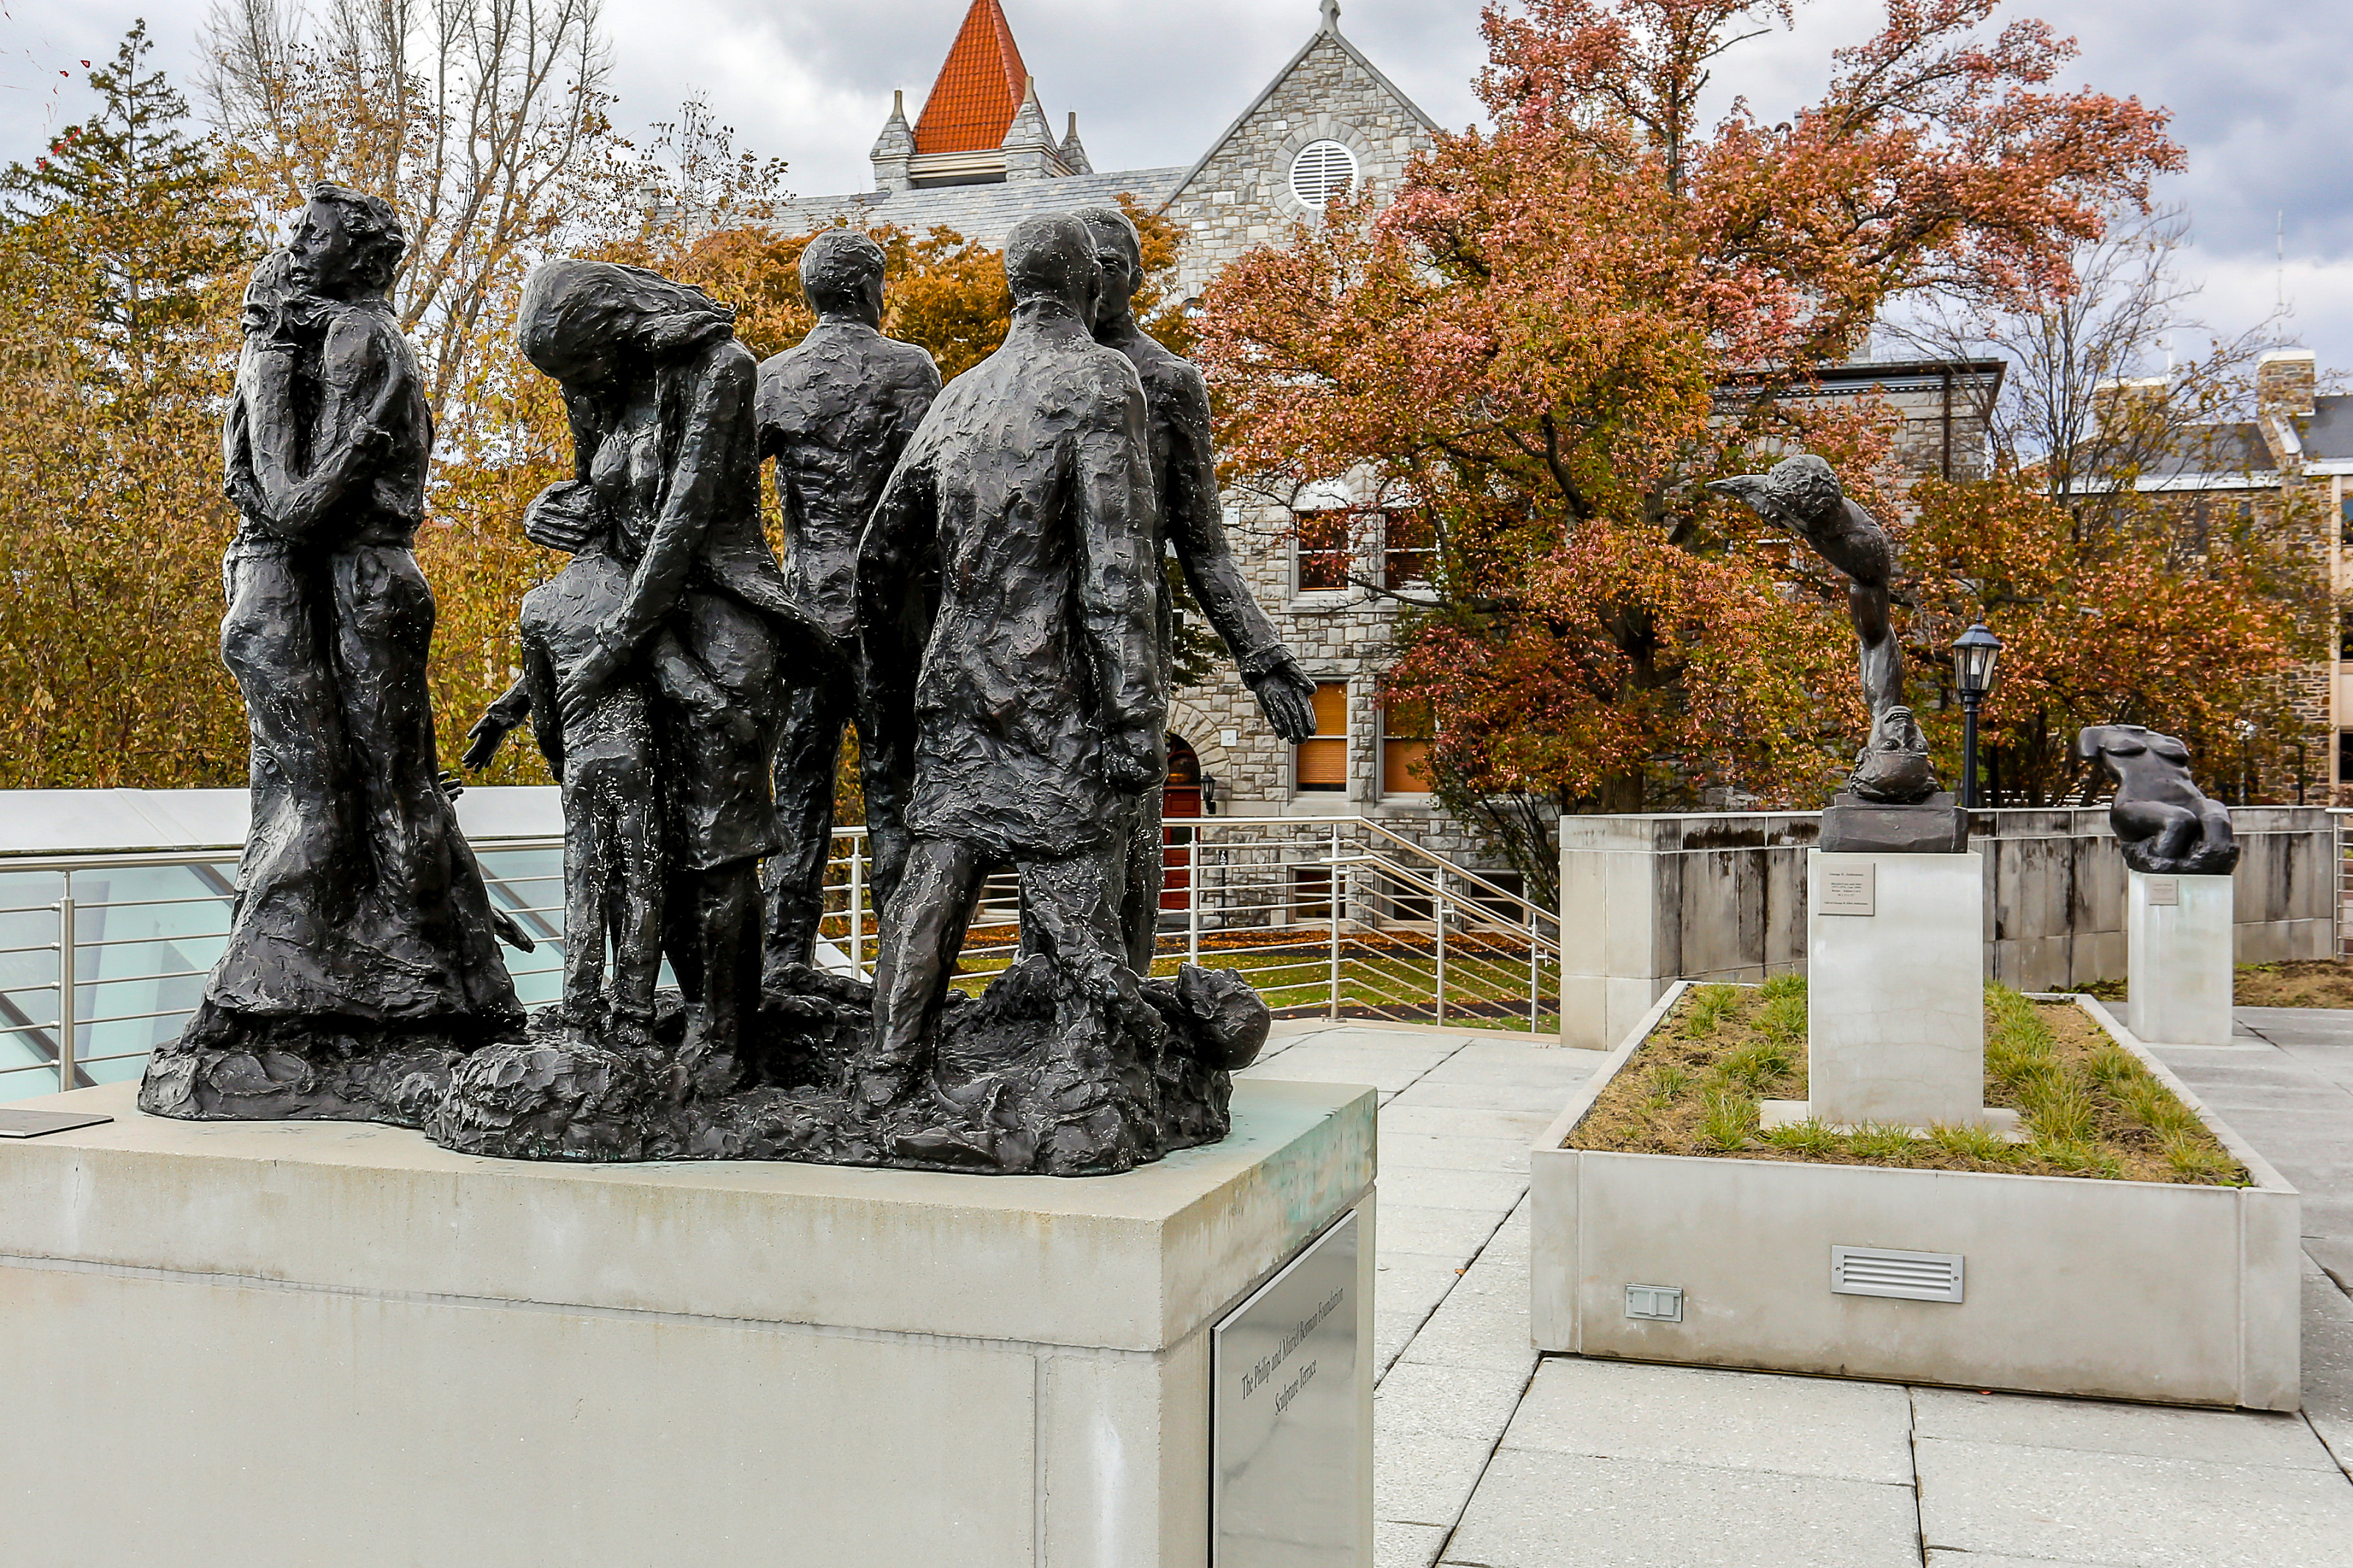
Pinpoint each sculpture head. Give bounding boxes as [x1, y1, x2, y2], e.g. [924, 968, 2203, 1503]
[1072, 205, 1143, 326]
[800, 229, 886, 328]
[1707, 454, 1843, 537]
[288, 184, 405, 302]
[1003, 214, 1102, 323]
[520, 259, 737, 391]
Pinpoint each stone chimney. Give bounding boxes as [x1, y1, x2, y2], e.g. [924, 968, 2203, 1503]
[1000, 76, 1062, 182]
[2256, 350, 2315, 469]
[870, 89, 915, 193]
[1060, 111, 1093, 176]
[2090, 376, 2168, 438]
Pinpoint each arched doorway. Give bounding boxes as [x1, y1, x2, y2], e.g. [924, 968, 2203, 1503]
[1163, 734, 1201, 910]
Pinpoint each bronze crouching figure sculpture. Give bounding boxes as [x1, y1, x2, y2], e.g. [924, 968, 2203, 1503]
[2077, 725, 2240, 876]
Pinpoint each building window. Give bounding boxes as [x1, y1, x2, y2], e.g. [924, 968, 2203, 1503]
[1296, 681, 1349, 792]
[1294, 511, 1352, 593]
[1383, 509, 1435, 589]
[1381, 695, 1433, 795]
[1290, 140, 1357, 208]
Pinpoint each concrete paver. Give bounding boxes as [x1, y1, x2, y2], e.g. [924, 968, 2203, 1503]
[1376, 1521, 1448, 1568]
[1376, 1203, 1513, 1267]
[1915, 1436, 2353, 1567]
[1374, 1167, 1529, 1212]
[1376, 1430, 1501, 1529]
[1442, 1448, 1925, 1568]
[1377, 1251, 1475, 1328]
[1505, 1358, 1915, 1484]
[1377, 1131, 1534, 1174]
[1909, 1384, 2332, 1469]
[1374, 1361, 1532, 1442]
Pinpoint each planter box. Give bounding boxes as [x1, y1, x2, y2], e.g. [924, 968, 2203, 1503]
[1529, 984, 2302, 1409]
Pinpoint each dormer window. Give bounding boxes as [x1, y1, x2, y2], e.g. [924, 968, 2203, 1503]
[1290, 140, 1357, 208]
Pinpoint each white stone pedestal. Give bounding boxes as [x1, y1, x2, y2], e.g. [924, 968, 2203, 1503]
[1764, 851, 2007, 1132]
[0, 1079, 1374, 1568]
[2128, 869, 2236, 1046]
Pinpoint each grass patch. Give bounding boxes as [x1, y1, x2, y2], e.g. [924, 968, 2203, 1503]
[1566, 979, 2249, 1185]
[2081, 957, 2353, 1009]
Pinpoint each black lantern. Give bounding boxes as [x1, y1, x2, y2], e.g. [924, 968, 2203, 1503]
[1952, 622, 2003, 809]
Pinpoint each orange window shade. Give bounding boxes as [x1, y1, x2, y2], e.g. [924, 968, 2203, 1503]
[1381, 694, 1432, 793]
[1382, 740, 1431, 793]
[1296, 739, 1347, 790]
[1310, 681, 1347, 736]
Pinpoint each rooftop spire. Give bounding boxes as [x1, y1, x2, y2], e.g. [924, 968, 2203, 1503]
[1321, 0, 1340, 32]
[913, 0, 1031, 157]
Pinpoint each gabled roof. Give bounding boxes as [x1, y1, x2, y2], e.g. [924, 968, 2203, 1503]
[913, 0, 1031, 156]
[1164, 15, 1440, 208]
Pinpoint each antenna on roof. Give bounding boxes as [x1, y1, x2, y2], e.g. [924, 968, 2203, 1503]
[2277, 211, 2286, 314]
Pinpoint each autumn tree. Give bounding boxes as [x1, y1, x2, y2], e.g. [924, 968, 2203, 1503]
[0, 26, 252, 787]
[1882, 209, 2320, 803]
[1196, 0, 2182, 894]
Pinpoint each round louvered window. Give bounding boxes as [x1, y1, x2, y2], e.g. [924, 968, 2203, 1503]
[1289, 140, 1358, 209]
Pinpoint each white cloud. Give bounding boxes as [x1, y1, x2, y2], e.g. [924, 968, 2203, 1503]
[7, 0, 2349, 370]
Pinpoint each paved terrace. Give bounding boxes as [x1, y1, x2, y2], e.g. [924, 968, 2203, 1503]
[1240, 1008, 2353, 1568]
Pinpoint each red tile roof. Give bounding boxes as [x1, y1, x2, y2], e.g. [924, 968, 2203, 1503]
[913, 0, 1031, 156]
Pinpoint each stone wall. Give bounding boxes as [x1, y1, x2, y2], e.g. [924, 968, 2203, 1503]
[1557, 806, 2341, 1048]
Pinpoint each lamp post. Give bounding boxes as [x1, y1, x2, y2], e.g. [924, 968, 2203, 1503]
[1953, 623, 2003, 809]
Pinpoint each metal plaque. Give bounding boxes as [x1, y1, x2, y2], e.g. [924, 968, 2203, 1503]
[2146, 877, 2179, 907]
[1820, 864, 1877, 917]
[1212, 1208, 1365, 1568]
[0, 1109, 113, 1139]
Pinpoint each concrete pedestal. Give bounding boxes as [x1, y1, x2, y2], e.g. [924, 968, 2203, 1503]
[1771, 851, 1996, 1131]
[0, 1079, 1374, 1568]
[2128, 869, 2235, 1046]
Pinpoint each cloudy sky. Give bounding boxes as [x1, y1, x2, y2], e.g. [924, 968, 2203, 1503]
[4, 0, 2348, 372]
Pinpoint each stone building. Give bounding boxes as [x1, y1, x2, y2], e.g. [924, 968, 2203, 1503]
[2096, 350, 2353, 798]
[773, 0, 2013, 886]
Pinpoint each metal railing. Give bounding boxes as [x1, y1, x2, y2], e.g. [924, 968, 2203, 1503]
[2338, 809, 2353, 958]
[812, 814, 1560, 1031]
[0, 815, 1560, 1103]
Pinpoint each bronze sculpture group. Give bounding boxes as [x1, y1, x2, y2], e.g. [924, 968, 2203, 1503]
[142, 188, 1300, 1175]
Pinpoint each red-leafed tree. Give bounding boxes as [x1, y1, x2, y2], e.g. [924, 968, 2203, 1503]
[1195, 0, 2181, 897]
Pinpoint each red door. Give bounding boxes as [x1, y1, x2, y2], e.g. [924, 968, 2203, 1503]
[1163, 737, 1202, 910]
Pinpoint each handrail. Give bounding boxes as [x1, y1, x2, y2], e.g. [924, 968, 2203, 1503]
[0, 812, 1567, 1103]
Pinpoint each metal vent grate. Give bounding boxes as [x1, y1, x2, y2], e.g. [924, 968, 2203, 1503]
[1290, 140, 1358, 208]
[1831, 1245, 1964, 1303]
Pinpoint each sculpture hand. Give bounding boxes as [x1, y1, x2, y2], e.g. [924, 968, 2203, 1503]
[522, 482, 603, 554]
[1102, 725, 1163, 795]
[558, 642, 623, 730]
[1248, 657, 1319, 745]
[462, 712, 514, 771]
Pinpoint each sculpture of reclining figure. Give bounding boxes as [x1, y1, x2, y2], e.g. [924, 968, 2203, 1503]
[2077, 723, 2240, 877]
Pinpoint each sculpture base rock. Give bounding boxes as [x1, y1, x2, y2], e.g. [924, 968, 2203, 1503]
[136, 1000, 518, 1125]
[423, 959, 1265, 1175]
